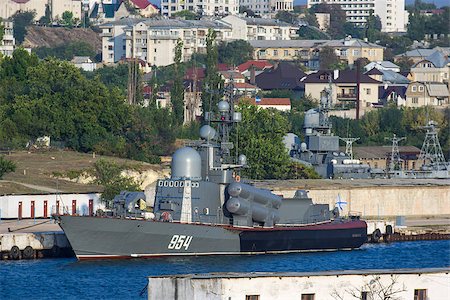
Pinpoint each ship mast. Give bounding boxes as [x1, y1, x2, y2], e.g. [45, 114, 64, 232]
[418, 121, 447, 171]
[386, 134, 406, 171]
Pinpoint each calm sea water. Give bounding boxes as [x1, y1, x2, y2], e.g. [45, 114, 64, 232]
[1, 240, 449, 300]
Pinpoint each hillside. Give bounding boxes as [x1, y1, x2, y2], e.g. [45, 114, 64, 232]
[23, 27, 102, 53]
[1, 150, 169, 195]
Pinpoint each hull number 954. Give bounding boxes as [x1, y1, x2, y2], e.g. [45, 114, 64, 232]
[168, 235, 193, 250]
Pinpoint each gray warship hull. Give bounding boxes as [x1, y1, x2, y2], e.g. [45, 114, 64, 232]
[59, 216, 367, 260]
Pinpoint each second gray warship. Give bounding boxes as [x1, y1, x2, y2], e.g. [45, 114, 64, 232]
[58, 94, 367, 260]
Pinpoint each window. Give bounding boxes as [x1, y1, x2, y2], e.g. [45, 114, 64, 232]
[301, 294, 315, 300]
[284, 50, 289, 56]
[361, 291, 369, 300]
[245, 296, 260, 300]
[414, 289, 427, 300]
[353, 49, 360, 56]
[411, 85, 417, 92]
[273, 50, 278, 56]
[366, 88, 371, 95]
[412, 97, 418, 104]
[108, 45, 113, 50]
[418, 86, 424, 92]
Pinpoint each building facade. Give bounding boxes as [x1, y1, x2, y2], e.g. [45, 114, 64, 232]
[405, 81, 449, 108]
[307, 0, 407, 32]
[250, 38, 384, 70]
[0, 0, 82, 22]
[0, 20, 15, 57]
[160, 0, 239, 17]
[239, 0, 294, 16]
[221, 15, 299, 41]
[101, 18, 233, 67]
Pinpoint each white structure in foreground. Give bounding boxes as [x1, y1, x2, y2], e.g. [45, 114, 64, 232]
[148, 268, 450, 300]
[0, 193, 103, 219]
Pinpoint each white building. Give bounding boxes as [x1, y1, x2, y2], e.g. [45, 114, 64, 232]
[160, 0, 239, 17]
[71, 56, 97, 71]
[307, 0, 408, 33]
[0, 19, 15, 57]
[0, 193, 103, 219]
[364, 61, 401, 73]
[0, 0, 82, 22]
[221, 15, 299, 41]
[240, 0, 294, 17]
[148, 269, 450, 300]
[101, 18, 233, 67]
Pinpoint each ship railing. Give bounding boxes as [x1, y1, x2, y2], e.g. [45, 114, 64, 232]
[178, 211, 225, 225]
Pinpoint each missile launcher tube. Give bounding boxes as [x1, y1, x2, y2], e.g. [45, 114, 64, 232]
[226, 197, 280, 224]
[228, 182, 282, 209]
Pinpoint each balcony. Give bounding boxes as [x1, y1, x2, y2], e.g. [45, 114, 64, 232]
[336, 93, 357, 100]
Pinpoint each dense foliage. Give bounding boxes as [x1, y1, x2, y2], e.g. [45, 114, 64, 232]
[218, 40, 253, 66]
[11, 11, 35, 44]
[0, 156, 16, 179]
[0, 48, 176, 163]
[33, 41, 96, 61]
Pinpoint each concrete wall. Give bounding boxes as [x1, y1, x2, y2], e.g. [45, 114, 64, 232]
[148, 269, 450, 300]
[0, 193, 103, 219]
[276, 185, 450, 218]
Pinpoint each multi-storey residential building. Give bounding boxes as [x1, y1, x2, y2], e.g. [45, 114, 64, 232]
[239, 0, 294, 16]
[405, 81, 449, 108]
[410, 51, 450, 84]
[101, 18, 233, 67]
[250, 37, 384, 69]
[0, 20, 15, 57]
[0, 0, 82, 22]
[221, 15, 299, 40]
[160, 0, 239, 17]
[307, 0, 408, 33]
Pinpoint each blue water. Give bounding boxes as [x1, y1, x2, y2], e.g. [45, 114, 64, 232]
[1, 240, 449, 300]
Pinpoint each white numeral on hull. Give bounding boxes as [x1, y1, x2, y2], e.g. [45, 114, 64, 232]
[168, 235, 193, 250]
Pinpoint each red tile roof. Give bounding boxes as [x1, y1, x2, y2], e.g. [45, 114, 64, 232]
[234, 82, 259, 89]
[130, 0, 151, 9]
[237, 60, 273, 73]
[217, 63, 232, 71]
[185, 67, 205, 80]
[241, 97, 291, 106]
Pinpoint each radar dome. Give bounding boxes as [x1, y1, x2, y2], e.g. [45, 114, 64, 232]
[218, 101, 230, 112]
[238, 154, 247, 166]
[304, 109, 320, 128]
[171, 147, 202, 180]
[200, 125, 216, 140]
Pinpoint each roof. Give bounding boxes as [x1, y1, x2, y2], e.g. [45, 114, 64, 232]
[365, 68, 383, 76]
[323, 38, 383, 49]
[219, 70, 245, 79]
[415, 50, 449, 68]
[185, 67, 205, 80]
[130, 0, 152, 9]
[249, 40, 328, 49]
[379, 86, 407, 99]
[242, 17, 294, 27]
[90, 2, 123, 19]
[354, 146, 421, 159]
[237, 60, 273, 73]
[255, 62, 306, 90]
[234, 82, 259, 89]
[370, 61, 400, 69]
[217, 63, 232, 71]
[71, 56, 92, 63]
[395, 47, 450, 59]
[302, 70, 381, 84]
[379, 70, 410, 84]
[241, 97, 291, 106]
[427, 84, 449, 97]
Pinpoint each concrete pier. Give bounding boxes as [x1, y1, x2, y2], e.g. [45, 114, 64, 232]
[0, 219, 71, 260]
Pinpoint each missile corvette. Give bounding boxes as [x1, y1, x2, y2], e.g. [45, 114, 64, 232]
[58, 95, 367, 260]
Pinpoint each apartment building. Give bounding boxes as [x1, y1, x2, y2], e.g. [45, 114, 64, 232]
[410, 51, 450, 84]
[0, 20, 15, 57]
[239, 0, 294, 16]
[307, 0, 408, 33]
[101, 18, 233, 67]
[221, 15, 299, 40]
[250, 37, 384, 70]
[160, 0, 239, 17]
[0, 0, 82, 21]
[405, 81, 449, 108]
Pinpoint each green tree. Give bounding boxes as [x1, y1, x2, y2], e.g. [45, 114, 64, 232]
[33, 41, 95, 61]
[319, 46, 343, 69]
[171, 39, 185, 125]
[218, 40, 253, 66]
[39, 4, 51, 25]
[172, 10, 198, 20]
[62, 11, 74, 28]
[275, 11, 297, 24]
[311, 3, 346, 38]
[11, 11, 35, 44]
[396, 56, 414, 72]
[233, 103, 292, 179]
[201, 29, 224, 115]
[365, 10, 382, 42]
[91, 159, 141, 207]
[0, 156, 16, 179]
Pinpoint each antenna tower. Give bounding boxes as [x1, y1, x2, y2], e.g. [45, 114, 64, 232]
[339, 137, 359, 159]
[386, 134, 406, 171]
[418, 121, 447, 170]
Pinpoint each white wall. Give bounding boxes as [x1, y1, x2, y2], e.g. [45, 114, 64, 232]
[0, 193, 103, 219]
[148, 270, 450, 300]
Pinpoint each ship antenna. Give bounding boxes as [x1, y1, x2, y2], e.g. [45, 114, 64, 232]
[385, 134, 406, 171]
